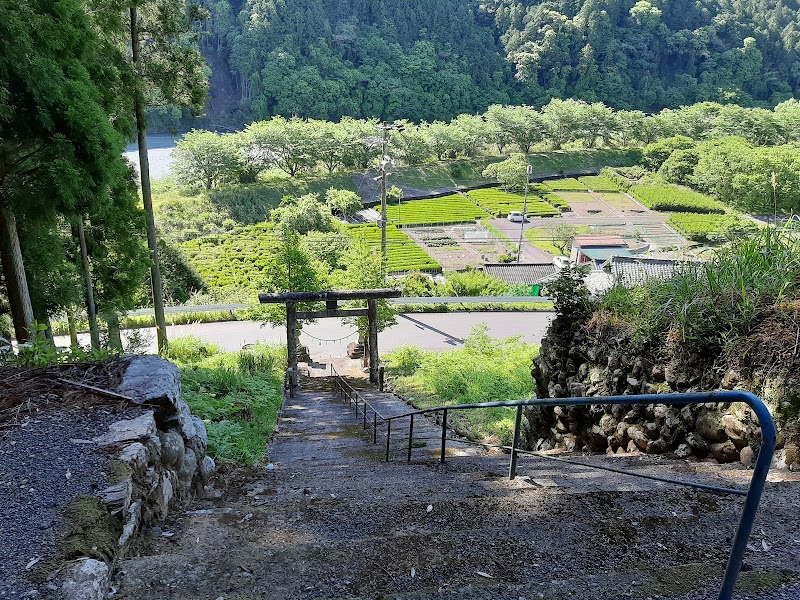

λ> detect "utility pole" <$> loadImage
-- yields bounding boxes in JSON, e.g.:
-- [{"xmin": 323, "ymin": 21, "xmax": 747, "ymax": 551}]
[
  {"xmin": 376, "ymin": 122, "xmax": 404, "ymax": 272},
  {"xmin": 517, "ymin": 164, "xmax": 533, "ymax": 263}
]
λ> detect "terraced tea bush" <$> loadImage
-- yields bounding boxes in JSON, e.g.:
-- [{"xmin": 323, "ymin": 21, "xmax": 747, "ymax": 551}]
[
  {"xmin": 346, "ymin": 224, "xmax": 441, "ymax": 273},
  {"xmin": 667, "ymin": 213, "xmax": 757, "ymax": 242},
  {"xmin": 544, "ymin": 178, "xmax": 587, "ymax": 191},
  {"xmin": 466, "ymin": 188, "xmax": 559, "ymax": 217},
  {"xmin": 386, "ymin": 194, "xmax": 490, "ymax": 226},
  {"xmin": 629, "ymin": 184, "xmax": 726, "ymax": 214},
  {"xmin": 578, "ymin": 175, "xmax": 620, "ymax": 191}
]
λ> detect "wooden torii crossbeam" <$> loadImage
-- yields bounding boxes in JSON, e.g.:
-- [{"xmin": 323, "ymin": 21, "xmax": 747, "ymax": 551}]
[{"xmin": 258, "ymin": 289, "xmax": 402, "ymax": 384}]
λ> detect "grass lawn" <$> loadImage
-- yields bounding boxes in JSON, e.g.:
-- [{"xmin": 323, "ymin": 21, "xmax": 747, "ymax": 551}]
[
  {"xmin": 552, "ymin": 191, "xmax": 595, "ymax": 204},
  {"xmin": 525, "ymin": 225, "xmax": 590, "ymax": 255},
  {"xmin": 384, "ymin": 325, "xmax": 538, "ymax": 445},
  {"xmin": 598, "ymin": 192, "xmax": 640, "ymax": 210},
  {"xmin": 392, "ymin": 158, "xmax": 500, "ymax": 189}
]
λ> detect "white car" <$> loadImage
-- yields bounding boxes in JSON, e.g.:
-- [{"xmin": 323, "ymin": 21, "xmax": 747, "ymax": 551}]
[{"xmin": 507, "ymin": 211, "xmax": 526, "ymax": 223}]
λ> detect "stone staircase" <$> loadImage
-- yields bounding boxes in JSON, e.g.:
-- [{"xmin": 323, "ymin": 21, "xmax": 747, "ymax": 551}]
[{"xmin": 113, "ymin": 373, "xmax": 800, "ymax": 600}]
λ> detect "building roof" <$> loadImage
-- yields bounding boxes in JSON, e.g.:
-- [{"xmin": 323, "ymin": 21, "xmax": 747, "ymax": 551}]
[
  {"xmin": 573, "ymin": 235, "xmax": 627, "ymax": 248},
  {"xmin": 611, "ymin": 255, "xmax": 699, "ymax": 287},
  {"xmin": 581, "ymin": 247, "xmax": 637, "ymax": 262},
  {"xmin": 483, "ymin": 263, "xmax": 557, "ymax": 285}
]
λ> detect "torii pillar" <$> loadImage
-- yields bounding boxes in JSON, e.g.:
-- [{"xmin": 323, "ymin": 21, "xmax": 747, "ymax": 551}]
[{"xmin": 258, "ymin": 288, "xmax": 402, "ymax": 384}]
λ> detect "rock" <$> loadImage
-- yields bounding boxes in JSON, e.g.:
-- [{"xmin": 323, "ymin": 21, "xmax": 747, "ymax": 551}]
[
  {"xmin": 158, "ymin": 430, "xmax": 185, "ymax": 468},
  {"xmin": 686, "ymin": 433, "xmax": 710, "ymax": 456},
  {"xmin": 721, "ymin": 370, "xmax": 741, "ymax": 390},
  {"xmin": 644, "ymin": 422, "xmax": 659, "ymax": 440},
  {"xmin": 568, "ymin": 382, "xmax": 586, "ymax": 397},
  {"xmin": 626, "ymin": 377, "xmax": 639, "ymax": 388},
  {"xmin": 680, "ymin": 405, "xmax": 697, "ymax": 425},
  {"xmin": 626, "ymin": 440, "xmax": 639, "ymax": 453},
  {"xmin": 61, "ymin": 559, "xmax": 109, "ymax": 600},
  {"xmin": 711, "ymin": 440, "xmax": 740, "ymax": 463},
  {"xmin": 674, "ymin": 443, "xmax": 692, "ymax": 459},
  {"xmin": 577, "ymin": 363, "xmax": 589, "ymax": 380},
  {"xmin": 117, "ymin": 356, "xmax": 181, "ymax": 408},
  {"xmin": 118, "ymin": 443, "xmax": 148, "ymax": 471},
  {"xmin": 627, "ymin": 424, "xmax": 648, "ymax": 451},
  {"xmin": 785, "ymin": 443, "xmax": 799, "ymax": 469},
  {"xmin": 200, "ymin": 455, "xmax": 216, "ymax": 484},
  {"xmin": 93, "ymin": 412, "xmax": 156, "ymax": 447},
  {"xmin": 177, "ymin": 448, "xmax": 198, "ymax": 498},
  {"xmin": 562, "ymin": 434, "xmax": 577, "ymax": 452},
  {"xmin": 720, "ymin": 415, "xmax": 748, "ymax": 450},
  {"xmin": 650, "ymin": 364, "xmax": 665, "ymax": 382},
  {"xmin": 622, "ymin": 409, "xmax": 640, "ymax": 424},
  {"xmin": 696, "ymin": 412, "xmax": 727, "ymax": 442},
  {"xmin": 118, "ymin": 501, "xmax": 142, "ymax": 549},
  {"xmin": 646, "ymin": 439, "xmax": 668, "ymax": 454},
  {"xmin": 598, "ymin": 414, "xmax": 617, "ymax": 437},
  {"xmin": 589, "ymin": 367, "xmax": 604, "ymax": 384},
  {"xmin": 740, "ymin": 446, "xmax": 755, "ymax": 467},
  {"xmin": 98, "ymin": 482, "xmax": 131, "ymax": 516}
]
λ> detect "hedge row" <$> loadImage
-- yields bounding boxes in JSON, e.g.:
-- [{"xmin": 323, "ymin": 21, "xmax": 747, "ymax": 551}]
[{"xmin": 629, "ymin": 184, "xmax": 726, "ymax": 214}]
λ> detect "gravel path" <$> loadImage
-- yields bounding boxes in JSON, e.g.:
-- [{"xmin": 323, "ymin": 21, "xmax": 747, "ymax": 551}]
[{"xmin": 0, "ymin": 406, "xmax": 144, "ymax": 599}]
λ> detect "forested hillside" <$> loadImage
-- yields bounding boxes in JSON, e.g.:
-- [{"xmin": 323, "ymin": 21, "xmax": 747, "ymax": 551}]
[{"xmin": 195, "ymin": 0, "xmax": 800, "ymax": 125}]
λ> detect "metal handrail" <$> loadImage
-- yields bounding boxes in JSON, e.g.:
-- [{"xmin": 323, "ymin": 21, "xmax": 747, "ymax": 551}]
[
  {"xmin": 379, "ymin": 390, "xmax": 775, "ymax": 600},
  {"xmin": 330, "ymin": 365, "xmax": 390, "ymax": 446}
]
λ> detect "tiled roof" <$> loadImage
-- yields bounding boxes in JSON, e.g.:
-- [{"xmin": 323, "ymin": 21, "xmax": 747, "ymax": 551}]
[
  {"xmin": 611, "ymin": 256, "xmax": 698, "ymax": 287},
  {"xmin": 483, "ymin": 263, "xmax": 557, "ymax": 285}
]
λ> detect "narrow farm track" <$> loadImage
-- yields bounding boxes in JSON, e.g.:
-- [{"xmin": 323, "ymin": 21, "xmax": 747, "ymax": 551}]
[{"xmin": 115, "ymin": 372, "xmax": 800, "ymax": 600}]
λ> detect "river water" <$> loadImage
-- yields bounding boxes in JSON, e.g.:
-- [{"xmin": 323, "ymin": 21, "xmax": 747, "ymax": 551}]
[{"xmin": 123, "ymin": 133, "xmax": 179, "ymax": 180}]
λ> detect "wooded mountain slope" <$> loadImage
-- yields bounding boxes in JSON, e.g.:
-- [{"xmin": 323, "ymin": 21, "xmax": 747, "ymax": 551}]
[{"xmin": 196, "ymin": 0, "xmax": 800, "ymax": 124}]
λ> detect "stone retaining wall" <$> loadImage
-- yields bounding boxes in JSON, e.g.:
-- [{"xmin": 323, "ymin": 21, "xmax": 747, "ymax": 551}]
[
  {"xmin": 62, "ymin": 356, "xmax": 214, "ymax": 599},
  {"xmin": 527, "ymin": 316, "xmax": 800, "ymax": 470}
]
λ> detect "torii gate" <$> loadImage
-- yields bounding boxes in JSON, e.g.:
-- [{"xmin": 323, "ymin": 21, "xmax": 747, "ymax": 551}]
[{"xmin": 258, "ymin": 289, "xmax": 402, "ymax": 386}]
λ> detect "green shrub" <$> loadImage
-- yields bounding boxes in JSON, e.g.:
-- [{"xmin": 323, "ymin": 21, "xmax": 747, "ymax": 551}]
[
  {"xmin": 385, "ymin": 325, "xmax": 538, "ymax": 445},
  {"xmin": 544, "ymin": 178, "xmax": 587, "ymax": 191},
  {"xmin": 175, "ymin": 340, "xmax": 285, "ymax": 464},
  {"xmin": 443, "ymin": 268, "xmax": 509, "ymax": 296},
  {"xmin": 667, "ymin": 213, "xmax": 758, "ymax": 242},
  {"xmin": 629, "ymin": 184, "xmax": 726, "ymax": 214}
]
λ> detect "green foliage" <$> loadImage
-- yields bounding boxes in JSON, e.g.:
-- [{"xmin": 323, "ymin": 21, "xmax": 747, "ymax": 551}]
[
  {"xmin": 527, "ymin": 224, "xmax": 589, "ymax": 256},
  {"xmin": 173, "ymin": 130, "xmax": 241, "ymax": 190},
  {"xmin": 466, "ymin": 188, "xmax": 559, "ymax": 217},
  {"xmin": 155, "ymin": 239, "xmax": 206, "ymax": 304},
  {"xmin": 666, "ymin": 213, "xmax": 758, "ymax": 243},
  {"xmin": 384, "ymin": 325, "xmax": 538, "ymax": 444},
  {"xmin": 628, "ymin": 184, "xmax": 726, "ymax": 214},
  {"xmin": 545, "ymin": 178, "xmax": 587, "ymax": 191},
  {"xmin": 325, "ymin": 188, "xmax": 362, "ymax": 218},
  {"xmin": 270, "ymin": 194, "xmax": 334, "ymax": 235},
  {"xmin": 442, "ymin": 268, "xmax": 509, "ymax": 297},
  {"xmin": 386, "ymin": 195, "xmax": 489, "ymax": 226},
  {"xmin": 482, "ymin": 154, "xmax": 529, "ymax": 190},
  {"xmin": 642, "ymin": 136, "xmax": 696, "ymax": 171},
  {"xmin": 398, "ymin": 272, "xmax": 440, "ymax": 297},
  {"xmin": 172, "ymin": 338, "xmax": 285, "ymax": 464},
  {"xmin": 545, "ymin": 266, "xmax": 593, "ymax": 321}
]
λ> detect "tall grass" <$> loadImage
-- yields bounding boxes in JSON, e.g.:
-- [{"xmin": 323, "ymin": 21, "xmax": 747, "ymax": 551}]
[
  {"xmin": 166, "ymin": 336, "xmax": 285, "ymax": 464},
  {"xmin": 384, "ymin": 325, "xmax": 538, "ymax": 444},
  {"xmin": 596, "ymin": 228, "xmax": 800, "ymax": 351}
]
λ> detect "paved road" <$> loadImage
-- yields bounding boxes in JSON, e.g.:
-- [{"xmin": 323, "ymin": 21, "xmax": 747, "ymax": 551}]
[{"xmin": 55, "ymin": 311, "xmax": 555, "ymax": 356}]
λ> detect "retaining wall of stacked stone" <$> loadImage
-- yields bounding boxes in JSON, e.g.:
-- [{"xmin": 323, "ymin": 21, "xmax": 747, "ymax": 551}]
[
  {"xmin": 526, "ymin": 315, "xmax": 800, "ymax": 470},
  {"xmin": 61, "ymin": 356, "xmax": 215, "ymax": 600}
]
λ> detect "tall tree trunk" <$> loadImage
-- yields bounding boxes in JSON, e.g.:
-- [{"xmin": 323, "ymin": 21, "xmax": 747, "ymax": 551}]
[
  {"xmin": 104, "ymin": 311, "xmax": 123, "ymax": 352},
  {"xmin": 0, "ymin": 208, "xmax": 34, "ymax": 342},
  {"xmin": 67, "ymin": 313, "xmax": 79, "ymax": 350},
  {"xmin": 130, "ymin": 6, "xmax": 168, "ymax": 354},
  {"xmin": 76, "ymin": 217, "xmax": 100, "ymax": 350}
]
